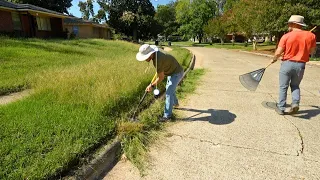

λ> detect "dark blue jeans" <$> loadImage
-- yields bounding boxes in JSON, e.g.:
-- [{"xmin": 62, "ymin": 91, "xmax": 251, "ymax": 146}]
[{"xmin": 278, "ymin": 61, "xmax": 306, "ymax": 111}]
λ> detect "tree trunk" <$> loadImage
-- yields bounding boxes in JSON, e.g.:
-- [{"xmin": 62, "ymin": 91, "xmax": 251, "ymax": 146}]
[
  {"xmin": 253, "ymin": 41, "xmax": 257, "ymax": 50},
  {"xmin": 199, "ymin": 34, "xmax": 202, "ymax": 44},
  {"xmin": 220, "ymin": 37, "xmax": 224, "ymax": 45},
  {"xmin": 269, "ymin": 33, "xmax": 273, "ymax": 44},
  {"xmin": 275, "ymin": 32, "xmax": 284, "ymax": 48},
  {"xmin": 232, "ymin": 34, "xmax": 235, "ymax": 46},
  {"xmin": 133, "ymin": 27, "xmax": 138, "ymax": 43}
]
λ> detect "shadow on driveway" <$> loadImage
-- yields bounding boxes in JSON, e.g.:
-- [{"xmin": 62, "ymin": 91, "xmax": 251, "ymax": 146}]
[
  {"xmin": 176, "ymin": 108, "xmax": 236, "ymax": 125},
  {"xmin": 262, "ymin": 101, "xmax": 319, "ymax": 120},
  {"xmin": 293, "ymin": 106, "xmax": 320, "ymax": 120}
]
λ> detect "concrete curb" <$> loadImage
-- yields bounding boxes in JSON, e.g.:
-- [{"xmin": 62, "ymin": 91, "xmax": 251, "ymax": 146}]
[
  {"xmin": 65, "ymin": 51, "xmax": 196, "ymax": 180},
  {"xmin": 71, "ymin": 138, "xmax": 121, "ymax": 180},
  {"xmin": 239, "ymin": 50, "xmax": 273, "ymax": 58}
]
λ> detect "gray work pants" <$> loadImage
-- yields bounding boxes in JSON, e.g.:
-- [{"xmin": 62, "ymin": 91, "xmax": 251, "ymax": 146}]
[{"xmin": 278, "ymin": 61, "xmax": 306, "ymax": 111}]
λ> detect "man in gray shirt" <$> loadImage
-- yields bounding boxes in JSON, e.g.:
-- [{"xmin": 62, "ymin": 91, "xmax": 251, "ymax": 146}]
[{"xmin": 136, "ymin": 44, "xmax": 184, "ymax": 122}]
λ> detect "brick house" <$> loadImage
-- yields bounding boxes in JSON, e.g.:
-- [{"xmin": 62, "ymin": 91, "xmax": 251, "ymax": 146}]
[
  {"xmin": 0, "ymin": 0, "xmax": 67, "ymax": 38},
  {"xmin": 64, "ymin": 18, "xmax": 112, "ymax": 39}
]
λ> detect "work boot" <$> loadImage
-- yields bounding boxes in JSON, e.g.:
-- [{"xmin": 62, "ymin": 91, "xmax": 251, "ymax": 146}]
[
  {"xmin": 275, "ymin": 108, "xmax": 285, "ymax": 115},
  {"xmin": 288, "ymin": 105, "xmax": 299, "ymax": 115},
  {"xmin": 159, "ymin": 117, "xmax": 171, "ymax": 122}
]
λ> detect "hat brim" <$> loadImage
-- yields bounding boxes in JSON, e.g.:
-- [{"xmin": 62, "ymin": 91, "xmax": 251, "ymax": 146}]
[
  {"xmin": 288, "ymin": 21, "xmax": 307, "ymax": 27},
  {"xmin": 136, "ymin": 51, "xmax": 155, "ymax": 61},
  {"xmin": 136, "ymin": 45, "xmax": 159, "ymax": 61}
]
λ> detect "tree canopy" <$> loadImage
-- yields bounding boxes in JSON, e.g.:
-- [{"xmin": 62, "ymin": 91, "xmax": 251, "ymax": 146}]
[
  {"xmin": 176, "ymin": 0, "xmax": 217, "ymax": 43},
  {"xmin": 203, "ymin": 0, "xmax": 320, "ymax": 47},
  {"xmin": 108, "ymin": 0, "xmax": 157, "ymax": 41},
  {"xmin": 155, "ymin": 2, "xmax": 179, "ymax": 40}
]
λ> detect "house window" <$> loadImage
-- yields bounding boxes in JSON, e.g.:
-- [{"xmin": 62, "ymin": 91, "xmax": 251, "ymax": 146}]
[
  {"xmin": 36, "ymin": 17, "xmax": 51, "ymax": 31},
  {"xmin": 72, "ymin": 26, "xmax": 79, "ymax": 35},
  {"xmin": 11, "ymin": 12, "xmax": 21, "ymax": 30}
]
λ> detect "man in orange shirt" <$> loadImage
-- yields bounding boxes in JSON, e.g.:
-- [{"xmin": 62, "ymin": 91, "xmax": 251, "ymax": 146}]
[{"xmin": 271, "ymin": 15, "xmax": 316, "ymax": 115}]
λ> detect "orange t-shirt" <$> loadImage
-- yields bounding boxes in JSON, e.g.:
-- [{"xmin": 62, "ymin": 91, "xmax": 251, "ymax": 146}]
[{"xmin": 278, "ymin": 30, "xmax": 316, "ymax": 62}]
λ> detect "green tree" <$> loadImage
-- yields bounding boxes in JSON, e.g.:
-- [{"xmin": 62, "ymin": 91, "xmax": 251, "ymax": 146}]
[
  {"xmin": 79, "ymin": 0, "xmax": 108, "ymax": 23},
  {"xmin": 7, "ymin": 0, "xmax": 72, "ymax": 14},
  {"xmin": 155, "ymin": 2, "xmax": 179, "ymax": 41},
  {"xmin": 260, "ymin": 0, "xmax": 320, "ymax": 42},
  {"xmin": 225, "ymin": 0, "xmax": 320, "ymax": 44},
  {"xmin": 176, "ymin": 0, "xmax": 217, "ymax": 43},
  {"xmin": 108, "ymin": 0, "xmax": 157, "ymax": 41},
  {"xmin": 95, "ymin": 0, "xmax": 108, "ymax": 22},
  {"xmin": 204, "ymin": 16, "xmax": 227, "ymax": 44},
  {"xmin": 78, "ymin": 0, "xmax": 94, "ymax": 20}
]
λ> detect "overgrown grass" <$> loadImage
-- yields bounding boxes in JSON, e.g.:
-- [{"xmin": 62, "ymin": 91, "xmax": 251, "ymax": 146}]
[
  {"xmin": 120, "ymin": 69, "xmax": 205, "ymax": 174},
  {"xmin": 0, "ymin": 38, "xmax": 191, "ymax": 179}
]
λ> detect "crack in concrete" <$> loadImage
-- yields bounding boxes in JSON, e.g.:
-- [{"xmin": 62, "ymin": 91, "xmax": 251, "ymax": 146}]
[
  {"xmin": 168, "ymin": 133, "xmax": 299, "ymax": 157},
  {"xmin": 283, "ymin": 116, "xmax": 305, "ymax": 156},
  {"xmin": 303, "ymin": 158, "xmax": 320, "ymax": 163},
  {"xmin": 268, "ymin": 93, "xmax": 305, "ymax": 156}
]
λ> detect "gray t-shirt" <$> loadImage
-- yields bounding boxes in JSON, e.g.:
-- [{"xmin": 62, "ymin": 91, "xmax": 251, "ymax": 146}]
[{"xmin": 152, "ymin": 51, "xmax": 183, "ymax": 76}]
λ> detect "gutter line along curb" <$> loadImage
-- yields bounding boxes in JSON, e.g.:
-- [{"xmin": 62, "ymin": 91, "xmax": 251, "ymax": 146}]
[
  {"xmin": 68, "ymin": 52, "xmax": 196, "ymax": 180},
  {"xmin": 239, "ymin": 50, "xmax": 273, "ymax": 58},
  {"xmin": 72, "ymin": 137, "xmax": 122, "ymax": 180}
]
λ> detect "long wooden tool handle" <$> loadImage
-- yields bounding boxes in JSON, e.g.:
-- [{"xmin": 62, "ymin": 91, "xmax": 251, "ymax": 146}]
[
  {"xmin": 310, "ymin": 26, "xmax": 317, "ymax": 32},
  {"xmin": 150, "ymin": 73, "xmax": 157, "ymax": 84},
  {"xmin": 265, "ymin": 63, "xmax": 273, "ymax": 69}
]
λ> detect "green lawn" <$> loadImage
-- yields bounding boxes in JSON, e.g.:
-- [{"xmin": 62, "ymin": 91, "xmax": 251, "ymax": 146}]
[
  {"xmin": 145, "ymin": 41, "xmax": 276, "ymax": 52},
  {"xmin": 0, "ymin": 38, "xmax": 191, "ymax": 179},
  {"xmin": 311, "ymin": 57, "xmax": 320, "ymax": 61}
]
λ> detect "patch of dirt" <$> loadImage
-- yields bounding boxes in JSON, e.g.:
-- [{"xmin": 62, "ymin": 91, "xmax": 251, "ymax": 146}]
[
  {"xmin": 0, "ymin": 89, "xmax": 33, "ymax": 105},
  {"xmin": 163, "ymin": 47, "xmax": 172, "ymax": 52}
]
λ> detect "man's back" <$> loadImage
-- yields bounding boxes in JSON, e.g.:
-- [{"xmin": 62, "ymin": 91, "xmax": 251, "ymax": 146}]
[
  {"xmin": 279, "ymin": 30, "xmax": 316, "ymax": 62},
  {"xmin": 153, "ymin": 51, "xmax": 183, "ymax": 76}
]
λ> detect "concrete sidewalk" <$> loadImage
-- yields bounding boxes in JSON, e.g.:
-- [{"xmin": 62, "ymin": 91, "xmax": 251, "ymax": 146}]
[{"xmin": 105, "ymin": 48, "xmax": 320, "ymax": 180}]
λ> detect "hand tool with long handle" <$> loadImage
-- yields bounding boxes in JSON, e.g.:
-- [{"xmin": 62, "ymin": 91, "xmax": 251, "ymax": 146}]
[{"xmin": 130, "ymin": 73, "xmax": 157, "ymax": 121}]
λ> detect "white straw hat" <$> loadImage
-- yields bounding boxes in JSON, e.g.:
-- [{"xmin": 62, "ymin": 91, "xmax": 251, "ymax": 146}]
[
  {"xmin": 288, "ymin": 15, "xmax": 306, "ymax": 27},
  {"xmin": 136, "ymin": 44, "xmax": 159, "ymax": 61}
]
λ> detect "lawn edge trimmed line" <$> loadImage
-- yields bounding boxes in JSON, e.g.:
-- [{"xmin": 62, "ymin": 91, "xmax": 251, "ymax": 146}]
[{"xmin": 66, "ymin": 51, "xmax": 196, "ymax": 180}]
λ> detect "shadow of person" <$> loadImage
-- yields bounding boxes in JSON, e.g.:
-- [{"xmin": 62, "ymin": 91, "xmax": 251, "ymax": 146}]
[
  {"xmin": 176, "ymin": 108, "xmax": 236, "ymax": 125},
  {"xmin": 293, "ymin": 106, "xmax": 320, "ymax": 120}
]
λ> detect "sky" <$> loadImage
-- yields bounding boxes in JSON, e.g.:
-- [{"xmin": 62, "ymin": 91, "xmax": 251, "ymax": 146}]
[{"xmin": 69, "ymin": 0, "xmax": 172, "ymax": 18}]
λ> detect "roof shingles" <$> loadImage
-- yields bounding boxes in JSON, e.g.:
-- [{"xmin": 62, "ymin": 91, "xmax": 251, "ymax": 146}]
[{"xmin": 0, "ymin": 0, "xmax": 65, "ymax": 16}]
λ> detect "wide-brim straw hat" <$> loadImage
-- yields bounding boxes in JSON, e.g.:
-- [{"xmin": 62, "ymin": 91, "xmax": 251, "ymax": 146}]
[
  {"xmin": 288, "ymin": 15, "xmax": 306, "ymax": 27},
  {"xmin": 136, "ymin": 44, "xmax": 159, "ymax": 61}
]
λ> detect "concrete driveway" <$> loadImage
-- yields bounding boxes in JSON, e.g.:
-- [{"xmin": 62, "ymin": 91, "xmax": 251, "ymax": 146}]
[{"xmin": 105, "ymin": 47, "xmax": 320, "ymax": 180}]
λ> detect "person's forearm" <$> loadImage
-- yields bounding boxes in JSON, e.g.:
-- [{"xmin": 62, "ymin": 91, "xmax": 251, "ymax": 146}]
[
  {"xmin": 310, "ymin": 47, "xmax": 316, "ymax": 55},
  {"xmin": 273, "ymin": 47, "xmax": 284, "ymax": 61},
  {"xmin": 151, "ymin": 76, "xmax": 164, "ymax": 86},
  {"xmin": 273, "ymin": 51, "xmax": 282, "ymax": 60}
]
